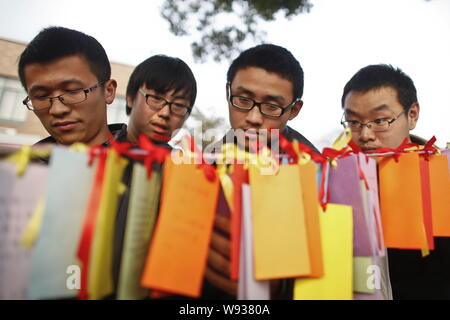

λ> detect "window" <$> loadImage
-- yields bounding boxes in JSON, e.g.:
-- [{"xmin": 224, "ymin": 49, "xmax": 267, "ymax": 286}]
[{"xmin": 0, "ymin": 77, "xmax": 27, "ymax": 123}]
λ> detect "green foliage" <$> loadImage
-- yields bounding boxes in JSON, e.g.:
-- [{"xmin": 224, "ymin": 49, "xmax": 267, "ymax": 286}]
[{"xmin": 160, "ymin": 0, "xmax": 313, "ymax": 62}]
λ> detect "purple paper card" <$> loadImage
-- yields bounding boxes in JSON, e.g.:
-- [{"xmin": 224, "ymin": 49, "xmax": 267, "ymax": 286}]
[
  {"xmin": 329, "ymin": 155, "xmax": 373, "ymax": 256},
  {"xmin": 358, "ymin": 154, "xmax": 385, "ymax": 256}
]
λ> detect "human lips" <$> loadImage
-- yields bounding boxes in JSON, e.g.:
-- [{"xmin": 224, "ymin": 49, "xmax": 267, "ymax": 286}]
[
  {"xmin": 52, "ymin": 120, "xmax": 79, "ymax": 131},
  {"xmin": 150, "ymin": 121, "xmax": 169, "ymax": 135},
  {"xmin": 361, "ymin": 146, "xmax": 379, "ymax": 154}
]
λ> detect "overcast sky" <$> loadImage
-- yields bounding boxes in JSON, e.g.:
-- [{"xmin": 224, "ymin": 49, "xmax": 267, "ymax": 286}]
[{"xmin": 0, "ymin": 0, "xmax": 449, "ymax": 150}]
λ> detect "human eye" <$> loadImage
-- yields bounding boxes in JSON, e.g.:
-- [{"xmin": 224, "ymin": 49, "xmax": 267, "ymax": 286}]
[
  {"xmin": 65, "ymin": 88, "xmax": 83, "ymax": 93},
  {"xmin": 373, "ymin": 118, "xmax": 389, "ymax": 125},
  {"xmin": 345, "ymin": 120, "xmax": 361, "ymax": 128},
  {"xmin": 173, "ymin": 102, "xmax": 188, "ymax": 109},
  {"xmin": 233, "ymin": 96, "xmax": 253, "ymax": 107},
  {"xmin": 31, "ymin": 90, "xmax": 49, "ymax": 99}
]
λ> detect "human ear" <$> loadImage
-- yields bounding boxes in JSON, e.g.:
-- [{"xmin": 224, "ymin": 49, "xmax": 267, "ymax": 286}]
[
  {"xmin": 104, "ymin": 79, "xmax": 117, "ymax": 105},
  {"xmin": 407, "ymin": 103, "xmax": 420, "ymax": 130},
  {"xmin": 288, "ymin": 100, "xmax": 303, "ymax": 120}
]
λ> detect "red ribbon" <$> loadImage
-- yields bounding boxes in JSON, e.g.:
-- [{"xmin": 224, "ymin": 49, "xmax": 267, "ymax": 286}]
[
  {"xmin": 77, "ymin": 151, "xmax": 107, "ymax": 300},
  {"xmin": 372, "ymin": 138, "xmax": 418, "ymax": 162},
  {"xmin": 138, "ymin": 134, "xmax": 170, "ymax": 178},
  {"xmin": 182, "ymin": 134, "xmax": 217, "ymax": 182},
  {"xmin": 422, "ymin": 136, "xmax": 438, "ymax": 161}
]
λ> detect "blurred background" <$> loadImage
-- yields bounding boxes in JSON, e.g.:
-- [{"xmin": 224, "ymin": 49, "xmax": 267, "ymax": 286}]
[{"xmin": 0, "ymin": 0, "xmax": 448, "ymax": 151}]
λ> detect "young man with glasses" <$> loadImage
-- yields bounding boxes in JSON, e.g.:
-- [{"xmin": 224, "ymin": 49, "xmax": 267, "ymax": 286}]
[
  {"xmin": 18, "ymin": 26, "xmax": 126, "ymax": 147},
  {"xmin": 125, "ymin": 55, "xmax": 196, "ymax": 145},
  {"xmin": 204, "ymin": 44, "xmax": 318, "ymax": 300},
  {"xmin": 341, "ymin": 64, "xmax": 420, "ymax": 151},
  {"xmin": 341, "ymin": 64, "xmax": 450, "ymax": 300}
]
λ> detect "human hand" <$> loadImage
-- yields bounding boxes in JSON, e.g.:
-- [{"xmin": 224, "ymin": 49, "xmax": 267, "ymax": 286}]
[{"xmin": 205, "ymin": 214, "xmax": 237, "ymax": 297}]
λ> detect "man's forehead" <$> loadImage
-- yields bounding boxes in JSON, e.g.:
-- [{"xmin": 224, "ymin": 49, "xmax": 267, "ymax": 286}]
[
  {"xmin": 24, "ymin": 55, "xmax": 95, "ymax": 88},
  {"xmin": 345, "ymin": 103, "xmax": 393, "ymax": 115}
]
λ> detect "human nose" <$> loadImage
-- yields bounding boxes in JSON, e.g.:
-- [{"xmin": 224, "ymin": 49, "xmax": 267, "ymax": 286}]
[
  {"xmin": 48, "ymin": 96, "xmax": 71, "ymax": 116},
  {"xmin": 157, "ymin": 103, "xmax": 171, "ymax": 118},
  {"xmin": 358, "ymin": 124, "xmax": 376, "ymax": 142},
  {"xmin": 245, "ymin": 104, "xmax": 264, "ymax": 127}
]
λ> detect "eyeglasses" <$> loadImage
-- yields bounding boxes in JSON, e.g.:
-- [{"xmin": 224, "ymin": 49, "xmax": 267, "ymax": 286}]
[
  {"xmin": 227, "ymin": 85, "xmax": 298, "ymax": 118},
  {"xmin": 23, "ymin": 81, "xmax": 105, "ymax": 111},
  {"xmin": 138, "ymin": 88, "xmax": 191, "ymax": 116},
  {"xmin": 341, "ymin": 110, "xmax": 406, "ymax": 132}
]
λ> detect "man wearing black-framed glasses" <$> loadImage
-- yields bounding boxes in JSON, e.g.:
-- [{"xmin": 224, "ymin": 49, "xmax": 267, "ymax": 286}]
[
  {"xmin": 125, "ymin": 55, "xmax": 196, "ymax": 144},
  {"xmin": 204, "ymin": 44, "xmax": 318, "ymax": 301},
  {"xmin": 18, "ymin": 26, "xmax": 126, "ymax": 147},
  {"xmin": 211, "ymin": 44, "xmax": 318, "ymax": 155}
]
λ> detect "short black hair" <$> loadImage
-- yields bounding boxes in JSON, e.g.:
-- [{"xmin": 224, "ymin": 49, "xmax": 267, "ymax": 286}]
[
  {"xmin": 126, "ymin": 55, "xmax": 197, "ymax": 115},
  {"xmin": 18, "ymin": 26, "xmax": 111, "ymax": 90},
  {"xmin": 341, "ymin": 64, "xmax": 418, "ymax": 111},
  {"xmin": 226, "ymin": 44, "xmax": 304, "ymax": 100}
]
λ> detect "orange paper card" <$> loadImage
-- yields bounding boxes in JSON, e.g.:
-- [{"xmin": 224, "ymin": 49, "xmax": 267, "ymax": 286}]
[
  {"xmin": 378, "ymin": 152, "xmax": 427, "ymax": 249},
  {"xmin": 249, "ymin": 164, "xmax": 311, "ymax": 280},
  {"xmin": 419, "ymin": 158, "xmax": 434, "ymax": 250},
  {"xmin": 429, "ymin": 155, "xmax": 450, "ymax": 236},
  {"xmin": 141, "ymin": 162, "xmax": 219, "ymax": 297},
  {"xmin": 299, "ymin": 162, "xmax": 324, "ymax": 277}
]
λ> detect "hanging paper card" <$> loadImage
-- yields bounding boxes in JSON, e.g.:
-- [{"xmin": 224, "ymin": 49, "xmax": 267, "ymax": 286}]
[
  {"xmin": 378, "ymin": 153, "xmax": 428, "ymax": 249},
  {"xmin": 77, "ymin": 152, "xmax": 107, "ymax": 300},
  {"xmin": 428, "ymin": 155, "xmax": 450, "ymax": 236},
  {"xmin": 357, "ymin": 154, "xmax": 384, "ymax": 256},
  {"xmin": 231, "ymin": 164, "xmax": 248, "ymax": 281},
  {"xmin": 28, "ymin": 147, "xmax": 93, "ymax": 299},
  {"xmin": 353, "ymin": 256, "xmax": 375, "ymax": 294},
  {"xmin": 419, "ymin": 158, "xmax": 434, "ymax": 249},
  {"xmin": 117, "ymin": 163, "xmax": 162, "ymax": 300},
  {"xmin": 0, "ymin": 161, "xmax": 48, "ymax": 299},
  {"xmin": 249, "ymin": 164, "xmax": 310, "ymax": 280},
  {"xmin": 329, "ymin": 155, "xmax": 373, "ymax": 256},
  {"xmin": 353, "ymin": 255, "xmax": 392, "ymax": 300},
  {"xmin": 88, "ymin": 149, "xmax": 128, "ymax": 300},
  {"xmin": 237, "ymin": 184, "xmax": 270, "ymax": 300},
  {"xmin": 294, "ymin": 204, "xmax": 353, "ymax": 300},
  {"xmin": 141, "ymin": 162, "xmax": 219, "ymax": 297},
  {"xmin": 298, "ymin": 162, "xmax": 323, "ymax": 277},
  {"xmin": 442, "ymin": 149, "xmax": 450, "ymax": 172}
]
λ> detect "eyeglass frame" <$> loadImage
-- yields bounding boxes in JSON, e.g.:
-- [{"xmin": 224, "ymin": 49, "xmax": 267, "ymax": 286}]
[
  {"xmin": 138, "ymin": 88, "xmax": 192, "ymax": 116},
  {"xmin": 226, "ymin": 83, "xmax": 300, "ymax": 119},
  {"xmin": 23, "ymin": 81, "xmax": 106, "ymax": 111},
  {"xmin": 340, "ymin": 109, "xmax": 407, "ymax": 132}
]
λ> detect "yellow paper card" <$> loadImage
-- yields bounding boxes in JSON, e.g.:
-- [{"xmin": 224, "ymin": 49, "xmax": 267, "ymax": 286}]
[
  {"xmin": 353, "ymin": 256, "xmax": 375, "ymax": 294},
  {"xmin": 249, "ymin": 164, "xmax": 310, "ymax": 280},
  {"xmin": 88, "ymin": 149, "xmax": 128, "ymax": 300},
  {"xmin": 294, "ymin": 204, "xmax": 353, "ymax": 300}
]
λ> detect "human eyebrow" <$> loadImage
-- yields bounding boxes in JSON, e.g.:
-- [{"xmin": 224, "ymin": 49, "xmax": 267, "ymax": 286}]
[
  {"xmin": 262, "ymin": 94, "xmax": 285, "ymax": 105},
  {"xmin": 371, "ymin": 104, "xmax": 392, "ymax": 113},
  {"xmin": 343, "ymin": 108, "xmax": 359, "ymax": 117},
  {"xmin": 233, "ymin": 86, "xmax": 255, "ymax": 97},
  {"xmin": 29, "ymin": 79, "xmax": 85, "ymax": 95}
]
